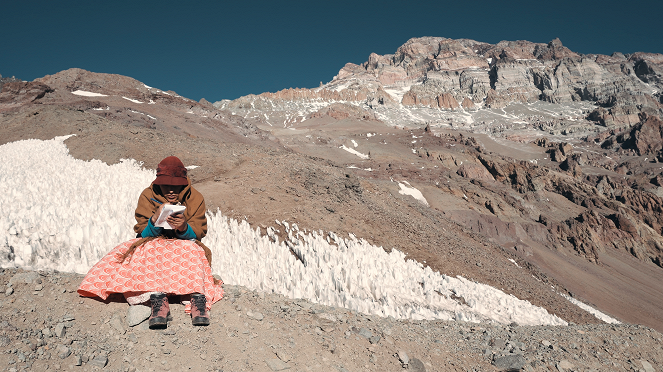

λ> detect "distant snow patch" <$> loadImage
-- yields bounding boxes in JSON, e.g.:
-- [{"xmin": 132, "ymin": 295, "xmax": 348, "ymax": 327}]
[
  {"xmin": 122, "ymin": 97, "xmax": 143, "ymax": 104},
  {"xmin": 340, "ymin": 145, "xmax": 369, "ymax": 159},
  {"xmin": 398, "ymin": 181, "xmax": 429, "ymax": 206},
  {"xmin": 351, "ymin": 140, "xmax": 358, "ymax": 148},
  {"xmin": 71, "ymin": 90, "xmax": 107, "ymax": 97},
  {"xmin": 384, "ymin": 82, "xmax": 417, "ymax": 103},
  {"xmin": 185, "ymin": 165, "xmax": 199, "ymax": 170},
  {"xmin": 347, "ymin": 166, "xmax": 373, "ymax": 171},
  {"xmin": 561, "ymin": 294, "xmax": 621, "ymax": 324}
]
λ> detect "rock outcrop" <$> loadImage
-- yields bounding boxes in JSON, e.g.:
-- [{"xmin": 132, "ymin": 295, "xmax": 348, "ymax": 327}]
[
  {"xmin": 0, "ymin": 81, "xmax": 53, "ymax": 104},
  {"xmin": 599, "ymin": 114, "xmax": 663, "ymax": 159}
]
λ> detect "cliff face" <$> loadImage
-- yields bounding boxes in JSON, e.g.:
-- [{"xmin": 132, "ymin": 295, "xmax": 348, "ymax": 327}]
[{"xmin": 217, "ymin": 37, "xmax": 662, "ymax": 134}]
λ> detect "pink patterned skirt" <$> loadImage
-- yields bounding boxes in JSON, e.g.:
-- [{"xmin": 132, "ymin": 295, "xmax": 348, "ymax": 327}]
[{"xmin": 78, "ymin": 238, "xmax": 223, "ymax": 313}]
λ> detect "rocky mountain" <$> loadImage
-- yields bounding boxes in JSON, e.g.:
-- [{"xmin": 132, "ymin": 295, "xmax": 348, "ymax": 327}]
[
  {"xmin": 216, "ymin": 37, "xmax": 662, "ymax": 138},
  {"xmin": 1, "ymin": 36, "xmax": 663, "ymax": 370}
]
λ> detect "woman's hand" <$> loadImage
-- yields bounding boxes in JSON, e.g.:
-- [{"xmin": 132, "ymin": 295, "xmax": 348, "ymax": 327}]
[
  {"xmin": 151, "ymin": 203, "xmax": 166, "ymax": 224},
  {"xmin": 167, "ymin": 213, "xmax": 187, "ymax": 232}
]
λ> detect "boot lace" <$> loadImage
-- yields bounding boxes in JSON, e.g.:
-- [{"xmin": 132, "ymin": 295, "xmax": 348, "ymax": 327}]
[{"xmin": 192, "ymin": 295, "xmax": 206, "ymax": 314}]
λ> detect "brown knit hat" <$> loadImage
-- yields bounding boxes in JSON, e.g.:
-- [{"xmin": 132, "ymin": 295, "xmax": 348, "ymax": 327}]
[{"xmin": 154, "ymin": 156, "xmax": 188, "ymax": 186}]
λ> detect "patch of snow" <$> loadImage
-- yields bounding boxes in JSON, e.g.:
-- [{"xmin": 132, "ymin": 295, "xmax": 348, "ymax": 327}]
[
  {"xmin": 561, "ymin": 294, "xmax": 621, "ymax": 324},
  {"xmin": 185, "ymin": 165, "xmax": 199, "ymax": 170},
  {"xmin": 339, "ymin": 145, "xmax": 369, "ymax": 159},
  {"xmin": 351, "ymin": 140, "xmax": 358, "ymax": 148},
  {"xmin": 397, "ymin": 181, "xmax": 429, "ymax": 206},
  {"xmin": 383, "ymin": 80, "xmax": 420, "ymax": 103},
  {"xmin": 122, "ymin": 97, "xmax": 143, "ymax": 104},
  {"xmin": 508, "ymin": 259, "xmax": 520, "ymax": 268},
  {"xmin": 71, "ymin": 90, "xmax": 107, "ymax": 97}
]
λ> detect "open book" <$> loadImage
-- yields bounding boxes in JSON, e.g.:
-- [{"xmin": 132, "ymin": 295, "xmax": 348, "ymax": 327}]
[{"xmin": 154, "ymin": 204, "xmax": 187, "ymax": 229}]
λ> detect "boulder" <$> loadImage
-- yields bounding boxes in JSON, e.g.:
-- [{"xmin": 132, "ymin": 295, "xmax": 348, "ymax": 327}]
[{"xmin": 456, "ymin": 163, "xmax": 495, "ymax": 181}]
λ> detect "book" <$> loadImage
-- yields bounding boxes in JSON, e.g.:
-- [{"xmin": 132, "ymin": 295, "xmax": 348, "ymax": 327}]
[{"xmin": 154, "ymin": 204, "xmax": 186, "ymax": 229}]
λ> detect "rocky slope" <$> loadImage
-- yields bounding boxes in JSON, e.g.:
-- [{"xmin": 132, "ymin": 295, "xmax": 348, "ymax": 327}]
[
  {"xmin": 1, "ymin": 267, "xmax": 662, "ymax": 372},
  {"xmin": 209, "ymin": 37, "xmax": 663, "ymax": 331}
]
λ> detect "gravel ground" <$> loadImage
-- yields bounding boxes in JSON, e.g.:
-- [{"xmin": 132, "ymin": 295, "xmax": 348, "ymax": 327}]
[{"xmin": 1, "ymin": 268, "xmax": 661, "ymax": 372}]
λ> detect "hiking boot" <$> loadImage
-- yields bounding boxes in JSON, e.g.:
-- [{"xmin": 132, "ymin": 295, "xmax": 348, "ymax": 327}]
[
  {"xmin": 148, "ymin": 292, "xmax": 171, "ymax": 329},
  {"xmin": 191, "ymin": 293, "xmax": 210, "ymax": 326}
]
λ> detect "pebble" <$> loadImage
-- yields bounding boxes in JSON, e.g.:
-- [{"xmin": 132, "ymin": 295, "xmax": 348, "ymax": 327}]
[
  {"xmin": 368, "ymin": 335, "xmax": 381, "ymax": 344},
  {"xmin": 5, "ymin": 286, "xmax": 13, "ymax": 296},
  {"xmin": 110, "ymin": 312, "xmax": 126, "ymax": 334},
  {"xmin": 265, "ymin": 358, "xmax": 291, "ymax": 371},
  {"xmin": 127, "ymin": 304, "xmax": 152, "ymax": 326},
  {"xmin": 409, "ymin": 358, "xmax": 426, "ymax": 372},
  {"xmin": 56, "ymin": 344, "xmax": 71, "ymax": 359},
  {"xmin": 640, "ymin": 360, "xmax": 655, "ymax": 372},
  {"xmin": 358, "ymin": 328, "xmax": 372, "ymax": 339},
  {"xmin": 275, "ymin": 350, "xmax": 292, "ymax": 362},
  {"xmin": 317, "ymin": 313, "xmax": 337, "ymax": 322},
  {"xmin": 9, "ymin": 271, "xmax": 40, "ymax": 286},
  {"xmin": 54, "ymin": 323, "xmax": 66, "ymax": 338},
  {"xmin": 397, "ymin": 350, "xmax": 409, "ymax": 366},
  {"xmin": 556, "ymin": 359, "xmax": 574, "ymax": 371},
  {"xmin": 247, "ymin": 311, "xmax": 264, "ymax": 321},
  {"xmin": 492, "ymin": 354, "xmax": 526, "ymax": 371},
  {"xmin": 89, "ymin": 354, "xmax": 108, "ymax": 368}
]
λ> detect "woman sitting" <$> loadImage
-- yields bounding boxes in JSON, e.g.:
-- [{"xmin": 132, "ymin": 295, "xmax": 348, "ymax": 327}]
[{"xmin": 78, "ymin": 156, "xmax": 224, "ymax": 329}]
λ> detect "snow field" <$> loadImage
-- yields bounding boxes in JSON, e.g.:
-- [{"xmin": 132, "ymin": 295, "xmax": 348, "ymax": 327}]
[
  {"xmin": 339, "ymin": 145, "xmax": 369, "ymax": 159},
  {"xmin": 561, "ymin": 294, "xmax": 621, "ymax": 324},
  {"xmin": 0, "ymin": 136, "xmax": 154, "ymax": 273},
  {"xmin": 0, "ymin": 136, "xmax": 567, "ymax": 326},
  {"xmin": 71, "ymin": 90, "xmax": 108, "ymax": 97},
  {"xmin": 397, "ymin": 181, "xmax": 429, "ymax": 206}
]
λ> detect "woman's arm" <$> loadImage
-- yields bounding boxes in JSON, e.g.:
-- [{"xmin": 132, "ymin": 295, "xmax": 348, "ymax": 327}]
[
  {"xmin": 134, "ymin": 188, "xmax": 163, "ymax": 235},
  {"xmin": 141, "ymin": 217, "xmax": 164, "ymax": 238}
]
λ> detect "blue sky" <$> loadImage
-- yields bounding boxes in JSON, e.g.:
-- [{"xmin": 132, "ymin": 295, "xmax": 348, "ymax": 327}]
[{"xmin": 1, "ymin": 1, "xmax": 661, "ymax": 102}]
